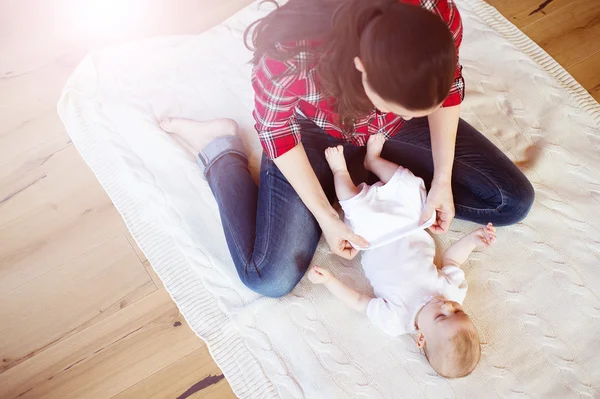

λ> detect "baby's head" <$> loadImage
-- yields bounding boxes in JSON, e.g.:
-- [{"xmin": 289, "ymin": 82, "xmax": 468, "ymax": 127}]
[{"xmin": 416, "ymin": 296, "xmax": 480, "ymax": 378}]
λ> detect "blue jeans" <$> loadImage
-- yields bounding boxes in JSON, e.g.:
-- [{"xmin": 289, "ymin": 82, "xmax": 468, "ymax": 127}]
[{"xmin": 202, "ymin": 118, "xmax": 534, "ymax": 297}]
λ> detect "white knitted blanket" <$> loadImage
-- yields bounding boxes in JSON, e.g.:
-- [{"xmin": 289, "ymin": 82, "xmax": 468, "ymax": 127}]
[{"xmin": 58, "ymin": 0, "xmax": 600, "ymax": 397}]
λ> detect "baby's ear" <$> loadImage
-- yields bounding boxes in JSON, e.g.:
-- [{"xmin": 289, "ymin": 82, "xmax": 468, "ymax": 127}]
[{"xmin": 416, "ymin": 332, "xmax": 426, "ymax": 348}]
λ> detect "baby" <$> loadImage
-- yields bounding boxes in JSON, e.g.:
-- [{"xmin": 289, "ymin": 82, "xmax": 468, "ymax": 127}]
[{"xmin": 308, "ymin": 134, "xmax": 496, "ymax": 378}]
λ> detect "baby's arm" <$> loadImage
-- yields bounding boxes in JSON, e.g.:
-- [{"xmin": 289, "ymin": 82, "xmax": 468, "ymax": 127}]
[
  {"xmin": 308, "ymin": 266, "xmax": 372, "ymax": 313},
  {"xmin": 442, "ymin": 223, "xmax": 496, "ymax": 267}
]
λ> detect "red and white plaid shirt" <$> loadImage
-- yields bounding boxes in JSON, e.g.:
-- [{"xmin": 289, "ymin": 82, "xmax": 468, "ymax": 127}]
[{"xmin": 252, "ymin": 0, "xmax": 464, "ymax": 159}]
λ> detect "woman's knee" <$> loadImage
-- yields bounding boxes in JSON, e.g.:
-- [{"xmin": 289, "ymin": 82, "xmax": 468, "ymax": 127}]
[
  {"xmin": 241, "ymin": 263, "xmax": 307, "ymax": 298},
  {"xmin": 239, "ymin": 249, "xmax": 313, "ymax": 297},
  {"xmin": 497, "ymin": 177, "xmax": 535, "ymax": 225}
]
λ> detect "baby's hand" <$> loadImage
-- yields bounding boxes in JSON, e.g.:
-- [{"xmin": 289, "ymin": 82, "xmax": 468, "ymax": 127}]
[
  {"xmin": 308, "ymin": 265, "xmax": 332, "ymax": 285},
  {"xmin": 471, "ymin": 222, "xmax": 497, "ymax": 247}
]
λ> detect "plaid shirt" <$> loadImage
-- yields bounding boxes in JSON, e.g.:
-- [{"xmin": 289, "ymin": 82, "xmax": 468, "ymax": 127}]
[{"xmin": 252, "ymin": 0, "xmax": 464, "ymax": 159}]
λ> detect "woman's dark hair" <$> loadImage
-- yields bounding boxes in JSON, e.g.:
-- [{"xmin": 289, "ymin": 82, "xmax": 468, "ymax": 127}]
[{"xmin": 244, "ymin": 0, "xmax": 457, "ymax": 123}]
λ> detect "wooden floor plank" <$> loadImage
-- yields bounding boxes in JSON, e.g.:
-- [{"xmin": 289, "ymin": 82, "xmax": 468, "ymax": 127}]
[
  {"xmin": 112, "ymin": 347, "xmax": 235, "ymax": 399},
  {"xmin": 568, "ymin": 50, "xmax": 600, "ymax": 102},
  {"xmin": 0, "ymin": 235, "xmax": 156, "ymax": 373},
  {"xmin": 0, "ymin": 288, "xmax": 203, "ymax": 399},
  {"xmin": 0, "ymin": 111, "xmax": 71, "ymax": 166},
  {"xmin": 126, "ymin": 231, "xmax": 148, "ymax": 264},
  {"xmin": 0, "ymin": 133, "xmax": 72, "ymax": 224},
  {"xmin": 521, "ymin": 0, "xmax": 600, "ymax": 68},
  {"xmin": 0, "ymin": 145, "xmax": 128, "ymax": 294},
  {"xmin": 143, "ymin": 260, "xmax": 166, "ymax": 289},
  {"xmin": 484, "ymin": 0, "xmax": 578, "ymax": 29}
]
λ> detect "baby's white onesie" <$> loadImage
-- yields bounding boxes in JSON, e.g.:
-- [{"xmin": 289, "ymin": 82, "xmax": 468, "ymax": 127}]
[{"xmin": 339, "ymin": 167, "xmax": 468, "ymax": 336}]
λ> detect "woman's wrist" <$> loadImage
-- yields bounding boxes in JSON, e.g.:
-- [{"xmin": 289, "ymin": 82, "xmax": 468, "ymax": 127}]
[
  {"xmin": 314, "ymin": 205, "xmax": 339, "ymax": 226},
  {"xmin": 432, "ymin": 174, "xmax": 452, "ymax": 187}
]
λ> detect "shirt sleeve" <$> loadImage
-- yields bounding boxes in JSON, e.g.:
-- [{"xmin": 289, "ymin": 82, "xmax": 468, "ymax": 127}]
[
  {"xmin": 366, "ymin": 298, "xmax": 410, "ymax": 336},
  {"xmin": 422, "ymin": 0, "xmax": 465, "ymax": 107},
  {"xmin": 252, "ymin": 56, "xmax": 302, "ymax": 159},
  {"xmin": 441, "ymin": 265, "xmax": 467, "ymax": 286},
  {"xmin": 439, "ymin": 265, "xmax": 468, "ymax": 303}
]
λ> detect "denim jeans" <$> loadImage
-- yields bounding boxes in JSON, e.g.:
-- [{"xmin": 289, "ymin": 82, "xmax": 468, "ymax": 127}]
[{"xmin": 202, "ymin": 117, "xmax": 534, "ymax": 297}]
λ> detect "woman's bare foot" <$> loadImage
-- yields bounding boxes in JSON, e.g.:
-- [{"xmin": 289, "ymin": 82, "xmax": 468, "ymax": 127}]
[
  {"xmin": 325, "ymin": 145, "xmax": 348, "ymax": 175},
  {"xmin": 160, "ymin": 117, "xmax": 238, "ymax": 154},
  {"xmin": 364, "ymin": 133, "xmax": 386, "ymax": 171}
]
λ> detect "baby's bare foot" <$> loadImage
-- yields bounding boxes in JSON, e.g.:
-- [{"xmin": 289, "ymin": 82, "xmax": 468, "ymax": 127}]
[
  {"xmin": 160, "ymin": 117, "xmax": 237, "ymax": 154},
  {"xmin": 325, "ymin": 145, "xmax": 348, "ymax": 174},
  {"xmin": 364, "ymin": 133, "xmax": 386, "ymax": 171}
]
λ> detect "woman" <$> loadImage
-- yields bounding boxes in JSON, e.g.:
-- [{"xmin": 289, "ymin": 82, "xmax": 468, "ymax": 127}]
[{"xmin": 162, "ymin": 0, "xmax": 534, "ymax": 297}]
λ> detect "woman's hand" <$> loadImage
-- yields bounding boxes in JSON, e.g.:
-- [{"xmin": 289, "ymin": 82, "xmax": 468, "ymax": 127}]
[
  {"xmin": 420, "ymin": 180, "xmax": 455, "ymax": 234},
  {"xmin": 319, "ymin": 214, "xmax": 369, "ymax": 260}
]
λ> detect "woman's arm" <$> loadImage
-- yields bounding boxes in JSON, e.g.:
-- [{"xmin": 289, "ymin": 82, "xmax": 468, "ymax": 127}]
[
  {"xmin": 419, "ymin": 104, "xmax": 460, "ymax": 233},
  {"xmin": 273, "ymin": 143, "xmax": 369, "ymax": 259},
  {"xmin": 428, "ymin": 104, "xmax": 459, "ymax": 183},
  {"xmin": 252, "ymin": 56, "xmax": 368, "ymax": 258},
  {"xmin": 419, "ymin": 0, "xmax": 465, "ymax": 233}
]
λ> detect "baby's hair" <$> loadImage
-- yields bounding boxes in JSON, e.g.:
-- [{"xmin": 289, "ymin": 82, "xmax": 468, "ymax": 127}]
[{"xmin": 424, "ymin": 326, "xmax": 481, "ymax": 378}]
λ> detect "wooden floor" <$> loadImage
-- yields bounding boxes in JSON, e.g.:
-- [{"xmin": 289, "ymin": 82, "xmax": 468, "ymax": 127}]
[{"xmin": 0, "ymin": 0, "xmax": 598, "ymax": 398}]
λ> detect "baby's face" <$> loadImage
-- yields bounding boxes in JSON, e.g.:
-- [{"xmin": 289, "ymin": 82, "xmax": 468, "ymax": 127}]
[{"xmin": 417, "ymin": 297, "xmax": 475, "ymax": 340}]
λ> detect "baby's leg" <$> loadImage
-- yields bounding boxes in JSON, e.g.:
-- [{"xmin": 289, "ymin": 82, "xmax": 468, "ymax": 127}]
[
  {"xmin": 325, "ymin": 145, "xmax": 361, "ymax": 201},
  {"xmin": 364, "ymin": 134, "xmax": 401, "ymax": 184}
]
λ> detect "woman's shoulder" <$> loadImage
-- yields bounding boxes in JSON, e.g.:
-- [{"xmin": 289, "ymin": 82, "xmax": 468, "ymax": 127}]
[
  {"xmin": 254, "ymin": 40, "xmax": 321, "ymax": 82},
  {"xmin": 399, "ymin": 0, "xmax": 454, "ymax": 7},
  {"xmin": 399, "ymin": 0, "xmax": 459, "ymax": 21}
]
